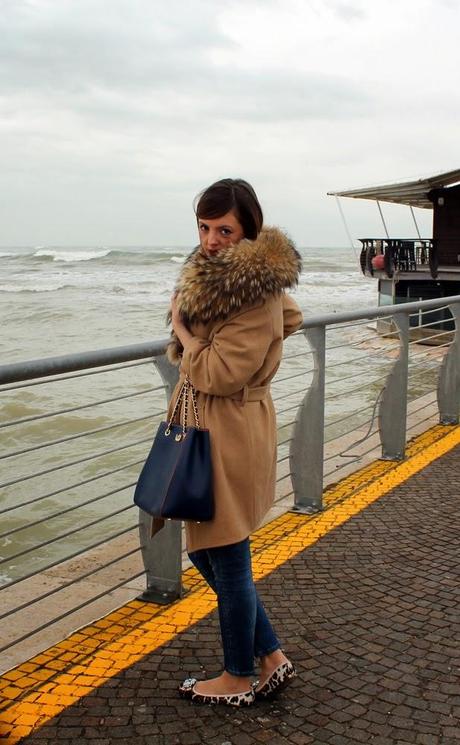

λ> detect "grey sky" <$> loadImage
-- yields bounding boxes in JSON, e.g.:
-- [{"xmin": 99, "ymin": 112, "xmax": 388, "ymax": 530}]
[{"xmin": 1, "ymin": 0, "xmax": 459, "ymax": 246}]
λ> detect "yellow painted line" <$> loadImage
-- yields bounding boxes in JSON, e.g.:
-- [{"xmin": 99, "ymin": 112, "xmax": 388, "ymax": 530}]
[{"xmin": 1, "ymin": 424, "xmax": 459, "ymax": 743}]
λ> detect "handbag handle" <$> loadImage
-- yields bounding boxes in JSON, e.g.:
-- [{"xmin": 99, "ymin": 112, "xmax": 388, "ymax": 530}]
[
  {"xmin": 165, "ymin": 376, "xmax": 201, "ymax": 438},
  {"xmin": 184, "ymin": 377, "xmax": 200, "ymax": 429},
  {"xmin": 165, "ymin": 378, "xmax": 186, "ymax": 436}
]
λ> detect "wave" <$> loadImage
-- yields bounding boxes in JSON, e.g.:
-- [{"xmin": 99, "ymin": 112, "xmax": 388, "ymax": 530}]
[
  {"xmin": 301, "ymin": 261, "xmax": 355, "ymax": 273},
  {"xmin": 5, "ymin": 246, "xmax": 347, "ymax": 267},
  {"xmin": 20, "ymin": 247, "xmax": 190, "ymax": 264},
  {"xmin": 0, "ymin": 281, "xmax": 171, "ymax": 295},
  {"xmin": 1, "ymin": 247, "xmax": 165, "ymax": 264},
  {"xmin": 0, "ymin": 283, "xmax": 75, "ymax": 293},
  {"xmin": 101, "ymin": 249, "xmax": 189, "ymax": 263},
  {"xmin": 300, "ymin": 270, "xmax": 364, "ymax": 283},
  {"xmin": 34, "ymin": 248, "xmax": 112, "ymax": 262}
]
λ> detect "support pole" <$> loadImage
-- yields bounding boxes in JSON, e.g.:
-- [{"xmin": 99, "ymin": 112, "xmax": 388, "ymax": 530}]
[
  {"xmin": 410, "ymin": 206, "xmax": 422, "ymax": 239},
  {"xmin": 137, "ymin": 354, "xmax": 182, "ymax": 604},
  {"xmin": 335, "ymin": 196, "xmax": 358, "ymax": 260},
  {"xmin": 376, "ymin": 200, "xmax": 390, "ymax": 239},
  {"xmin": 378, "ymin": 312, "xmax": 409, "ymax": 460},
  {"xmin": 290, "ymin": 326, "xmax": 325, "ymax": 513},
  {"xmin": 437, "ymin": 302, "xmax": 460, "ymax": 424}
]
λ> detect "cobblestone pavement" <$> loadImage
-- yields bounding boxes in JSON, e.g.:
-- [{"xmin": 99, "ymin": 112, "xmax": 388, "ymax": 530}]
[{"xmin": 10, "ymin": 445, "xmax": 460, "ymax": 744}]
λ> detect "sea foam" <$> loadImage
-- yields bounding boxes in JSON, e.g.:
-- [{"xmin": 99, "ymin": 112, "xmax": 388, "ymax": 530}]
[{"xmin": 34, "ymin": 248, "xmax": 111, "ymax": 262}]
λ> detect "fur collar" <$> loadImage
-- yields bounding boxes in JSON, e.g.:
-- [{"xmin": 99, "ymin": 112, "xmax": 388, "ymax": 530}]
[{"xmin": 167, "ymin": 226, "xmax": 302, "ymax": 364}]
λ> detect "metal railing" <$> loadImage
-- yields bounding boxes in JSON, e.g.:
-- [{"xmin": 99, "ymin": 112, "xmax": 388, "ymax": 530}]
[
  {"xmin": 1, "ymin": 295, "xmax": 459, "ymax": 665},
  {"xmin": 359, "ymin": 238, "xmax": 437, "ymax": 278}
]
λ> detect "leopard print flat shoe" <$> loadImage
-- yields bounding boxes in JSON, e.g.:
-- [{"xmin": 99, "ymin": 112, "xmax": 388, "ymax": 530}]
[
  {"xmin": 179, "ymin": 678, "xmax": 255, "ymax": 707},
  {"xmin": 191, "ymin": 687, "xmax": 255, "ymax": 707},
  {"xmin": 254, "ymin": 660, "xmax": 296, "ymax": 700}
]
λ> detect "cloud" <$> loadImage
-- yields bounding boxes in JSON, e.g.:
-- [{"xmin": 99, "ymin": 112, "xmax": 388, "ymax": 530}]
[
  {"xmin": 0, "ymin": 0, "xmax": 371, "ymax": 130},
  {"xmin": 325, "ymin": 0, "xmax": 366, "ymax": 22},
  {"xmin": 0, "ymin": 0, "xmax": 459, "ymax": 245},
  {"xmin": 0, "ymin": 0, "xmax": 229, "ymax": 92}
]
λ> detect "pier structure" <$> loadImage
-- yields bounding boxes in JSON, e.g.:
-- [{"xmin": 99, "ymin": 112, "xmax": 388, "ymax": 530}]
[
  {"xmin": 1, "ymin": 294, "xmax": 459, "ymax": 743},
  {"xmin": 329, "ymin": 168, "xmax": 460, "ymax": 343}
]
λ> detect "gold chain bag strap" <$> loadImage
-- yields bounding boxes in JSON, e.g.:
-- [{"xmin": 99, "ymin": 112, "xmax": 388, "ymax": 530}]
[
  {"xmin": 133, "ymin": 375, "xmax": 213, "ymax": 522},
  {"xmin": 165, "ymin": 375, "xmax": 200, "ymax": 441}
]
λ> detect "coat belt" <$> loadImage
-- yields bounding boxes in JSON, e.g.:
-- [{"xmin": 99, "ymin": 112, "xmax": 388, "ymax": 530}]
[{"xmin": 229, "ymin": 384, "xmax": 270, "ymax": 405}]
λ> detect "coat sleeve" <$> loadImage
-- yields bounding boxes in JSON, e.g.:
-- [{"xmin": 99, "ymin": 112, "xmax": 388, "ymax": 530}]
[
  {"xmin": 282, "ymin": 294, "xmax": 303, "ymax": 339},
  {"xmin": 180, "ymin": 304, "xmax": 275, "ymax": 396}
]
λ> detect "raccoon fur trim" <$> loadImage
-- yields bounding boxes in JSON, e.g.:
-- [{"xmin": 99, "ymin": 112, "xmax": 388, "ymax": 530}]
[{"xmin": 167, "ymin": 226, "xmax": 302, "ymax": 365}]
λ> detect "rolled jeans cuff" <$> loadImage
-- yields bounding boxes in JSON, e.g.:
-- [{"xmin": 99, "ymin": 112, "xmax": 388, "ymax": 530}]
[{"xmin": 254, "ymin": 641, "xmax": 280, "ymax": 659}]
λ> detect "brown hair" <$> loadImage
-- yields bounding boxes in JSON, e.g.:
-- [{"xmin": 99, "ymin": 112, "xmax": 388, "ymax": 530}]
[{"xmin": 194, "ymin": 178, "xmax": 263, "ymax": 240}]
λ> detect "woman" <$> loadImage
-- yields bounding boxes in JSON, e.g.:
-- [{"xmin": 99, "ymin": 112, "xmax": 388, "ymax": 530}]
[{"xmin": 167, "ymin": 178, "xmax": 303, "ymax": 707}]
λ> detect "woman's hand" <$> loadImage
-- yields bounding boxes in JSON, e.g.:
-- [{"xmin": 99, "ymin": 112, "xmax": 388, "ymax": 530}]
[
  {"xmin": 170, "ymin": 293, "xmax": 193, "ymax": 349},
  {"xmin": 170, "ymin": 293, "xmax": 182, "ymax": 333}
]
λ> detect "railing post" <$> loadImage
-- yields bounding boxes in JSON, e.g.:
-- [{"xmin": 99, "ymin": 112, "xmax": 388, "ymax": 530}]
[
  {"xmin": 378, "ymin": 312, "xmax": 409, "ymax": 460},
  {"xmin": 137, "ymin": 354, "xmax": 182, "ymax": 604},
  {"xmin": 289, "ymin": 325, "xmax": 325, "ymax": 514},
  {"xmin": 437, "ymin": 301, "xmax": 460, "ymax": 424}
]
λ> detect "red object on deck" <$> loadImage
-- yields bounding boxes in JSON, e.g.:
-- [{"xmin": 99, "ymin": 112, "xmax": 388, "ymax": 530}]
[{"xmin": 371, "ymin": 254, "xmax": 385, "ymax": 270}]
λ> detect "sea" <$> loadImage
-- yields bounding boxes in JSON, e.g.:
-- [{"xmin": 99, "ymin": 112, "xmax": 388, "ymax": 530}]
[
  {"xmin": 0, "ymin": 244, "xmax": 436, "ymax": 583},
  {"xmin": 0, "ymin": 243, "xmax": 374, "ymax": 361}
]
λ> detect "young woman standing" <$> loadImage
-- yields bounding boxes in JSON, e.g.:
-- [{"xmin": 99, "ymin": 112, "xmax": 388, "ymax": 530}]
[{"xmin": 168, "ymin": 178, "xmax": 303, "ymax": 707}]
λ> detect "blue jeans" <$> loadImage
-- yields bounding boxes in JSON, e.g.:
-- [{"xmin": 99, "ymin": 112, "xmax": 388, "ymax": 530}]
[{"xmin": 188, "ymin": 538, "xmax": 280, "ymax": 676}]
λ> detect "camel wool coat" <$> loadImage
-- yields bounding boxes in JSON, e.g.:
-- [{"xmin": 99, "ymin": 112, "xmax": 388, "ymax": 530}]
[{"xmin": 166, "ymin": 227, "xmax": 303, "ymax": 552}]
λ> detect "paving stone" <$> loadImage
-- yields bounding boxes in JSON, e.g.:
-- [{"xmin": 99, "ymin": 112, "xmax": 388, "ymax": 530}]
[{"xmin": 8, "ymin": 444, "xmax": 460, "ymax": 745}]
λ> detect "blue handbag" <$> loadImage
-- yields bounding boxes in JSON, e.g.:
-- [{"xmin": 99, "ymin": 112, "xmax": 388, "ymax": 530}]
[{"xmin": 133, "ymin": 376, "xmax": 214, "ymax": 522}]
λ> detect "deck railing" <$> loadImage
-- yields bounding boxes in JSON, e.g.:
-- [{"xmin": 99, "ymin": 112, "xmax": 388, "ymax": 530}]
[
  {"xmin": 1, "ymin": 295, "xmax": 459, "ymax": 670},
  {"xmin": 359, "ymin": 238, "xmax": 437, "ymax": 278}
]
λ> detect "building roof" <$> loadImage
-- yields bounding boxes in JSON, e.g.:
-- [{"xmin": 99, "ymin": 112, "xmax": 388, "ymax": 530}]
[{"xmin": 328, "ymin": 168, "xmax": 460, "ymax": 209}]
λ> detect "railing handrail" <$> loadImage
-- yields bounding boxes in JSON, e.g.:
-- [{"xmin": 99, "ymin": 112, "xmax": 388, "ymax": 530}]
[
  {"xmin": 300, "ymin": 294, "xmax": 460, "ymax": 330},
  {"xmin": 0, "ymin": 339, "xmax": 168, "ymax": 385},
  {"xmin": 2, "ymin": 295, "xmax": 460, "ymax": 386}
]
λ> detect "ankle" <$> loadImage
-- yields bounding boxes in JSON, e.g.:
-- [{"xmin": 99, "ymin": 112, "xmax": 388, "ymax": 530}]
[
  {"xmin": 193, "ymin": 671, "xmax": 252, "ymax": 696},
  {"xmin": 260, "ymin": 649, "xmax": 288, "ymax": 673},
  {"xmin": 222, "ymin": 670, "xmax": 252, "ymax": 690}
]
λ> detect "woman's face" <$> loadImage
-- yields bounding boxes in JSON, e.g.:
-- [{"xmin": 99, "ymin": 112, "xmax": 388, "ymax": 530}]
[{"xmin": 197, "ymin": 210, "xmax": 245, "ymax": 257}]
